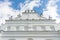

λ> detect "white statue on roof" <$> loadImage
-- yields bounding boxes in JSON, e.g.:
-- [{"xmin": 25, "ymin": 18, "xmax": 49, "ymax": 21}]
[{"xmin": 13, "ymin": 10, "xmax": 47, "ymax": 20}]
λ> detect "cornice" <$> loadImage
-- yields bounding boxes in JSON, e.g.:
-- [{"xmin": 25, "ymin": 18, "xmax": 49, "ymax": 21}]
[{"xmin": 0, "ymin": 30, "xmax": 60, "ymax": 34}]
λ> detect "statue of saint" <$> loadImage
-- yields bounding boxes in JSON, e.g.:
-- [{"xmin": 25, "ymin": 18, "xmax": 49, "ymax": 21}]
[{"xmin": 9, "ymin": 16, "xmax": 13, "ymax": 20}]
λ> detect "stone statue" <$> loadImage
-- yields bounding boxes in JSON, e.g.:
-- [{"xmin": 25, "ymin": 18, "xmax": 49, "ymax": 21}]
[
  {"xmin": 17, "ymin": 14, "xmax": 21, "ymax": 18},
  {"xmin": 9, "ymin": 16, "xmax": 13, "ymax": 20},
  {"xmin": 49, "ymin": 16, "xmax": 52, "ymax": 20}
]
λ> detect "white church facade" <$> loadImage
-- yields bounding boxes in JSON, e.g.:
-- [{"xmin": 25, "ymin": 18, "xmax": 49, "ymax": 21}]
[{"xmin": 0, "ymin": 10, "xmax": 60, "ymax": 40}]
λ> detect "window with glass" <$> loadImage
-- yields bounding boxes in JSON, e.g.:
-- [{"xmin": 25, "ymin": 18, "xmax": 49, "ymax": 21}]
[
  {"xmin": 20, "ymin": 26, "xmax": 24, "ymax": 31},
  {"xmin": 24, "ymin": 26, "xmax": 29, "ymax": 31},
  {"xmin": 50, "ymin": 26, "xmax": 55, "ymax": 31},
  {"xmin": 41, "ymin": 26, "xmax": 46, "ymax": 31},
  {"xmin": 7, "ymin": 26, "xmax": 10, "ymax": 31},
  {"xmin": 36, "ymin": 26, "xmax": 42, "ymax": 31},
  {"xmin": 16, "ymin": 26, "xmax": 20, "ymax": 31}
]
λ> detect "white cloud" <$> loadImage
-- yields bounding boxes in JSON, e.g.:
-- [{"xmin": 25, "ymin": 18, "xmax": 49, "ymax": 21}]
[
  {"xmin": 0, "ymin": 0, "xmax": 19, "ymax": 25},
  {"xmin": 43, "ymin": 0, "xmax": 59, "ymax": 23},
  {"xmin": 19, "ymin": 0, "xmax": 41, "ymax": 15}
]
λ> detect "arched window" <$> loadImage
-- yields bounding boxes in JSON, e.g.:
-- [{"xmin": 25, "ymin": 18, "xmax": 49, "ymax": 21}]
[
  {"xmin": 28, "ymin": 38, "xmax": 33, "ymax": 40},
  {"xmin": 46, "ymin": 39, "xmax": 52, "ymax": 40}
]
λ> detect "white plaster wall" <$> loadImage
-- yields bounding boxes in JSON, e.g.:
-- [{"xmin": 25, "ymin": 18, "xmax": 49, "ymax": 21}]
[{"xmin": 0, "ymin": 37, "xmax": 60, "ymax": 40}]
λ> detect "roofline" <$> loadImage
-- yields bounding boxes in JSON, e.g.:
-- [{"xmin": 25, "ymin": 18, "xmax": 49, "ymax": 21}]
[
  {"xmin": 0, "ymin": 30, "xmax": 60, "ymax": 34},
  {"xmin": 5, "ymin": 19, "xmax": 56, "ymax": 21}
]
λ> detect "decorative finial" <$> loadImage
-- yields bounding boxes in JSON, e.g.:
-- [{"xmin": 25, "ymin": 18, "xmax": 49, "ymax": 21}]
[{"xmin": 49, "ymin": 16, "xmax": 52, "ymax": 20}]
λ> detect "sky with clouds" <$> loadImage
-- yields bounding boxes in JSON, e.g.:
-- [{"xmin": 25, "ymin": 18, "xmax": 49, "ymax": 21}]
[{"xmin": 0, "ymin": 0, "xmax": 60, "ymax": 25}]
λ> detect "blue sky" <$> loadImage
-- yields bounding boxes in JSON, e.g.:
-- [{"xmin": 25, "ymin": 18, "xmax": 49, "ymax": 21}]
[
  {"xmin": 0, "ymin": 0, "xmax": 60, "ymax": 25},
  {"xmin": 56, "ymin": 1, "xmax": 60, "ymax": 15},
  {"xmin": 7, "ymin": 0, "xmax": 49, "ymax": 14},
  {"xmin": 0, "ymin": 0, "xmax": 50, "ymax": 14},
  {"xmin": 0, "ymin": 0, "xmax": 60, "ymax": 14}
]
